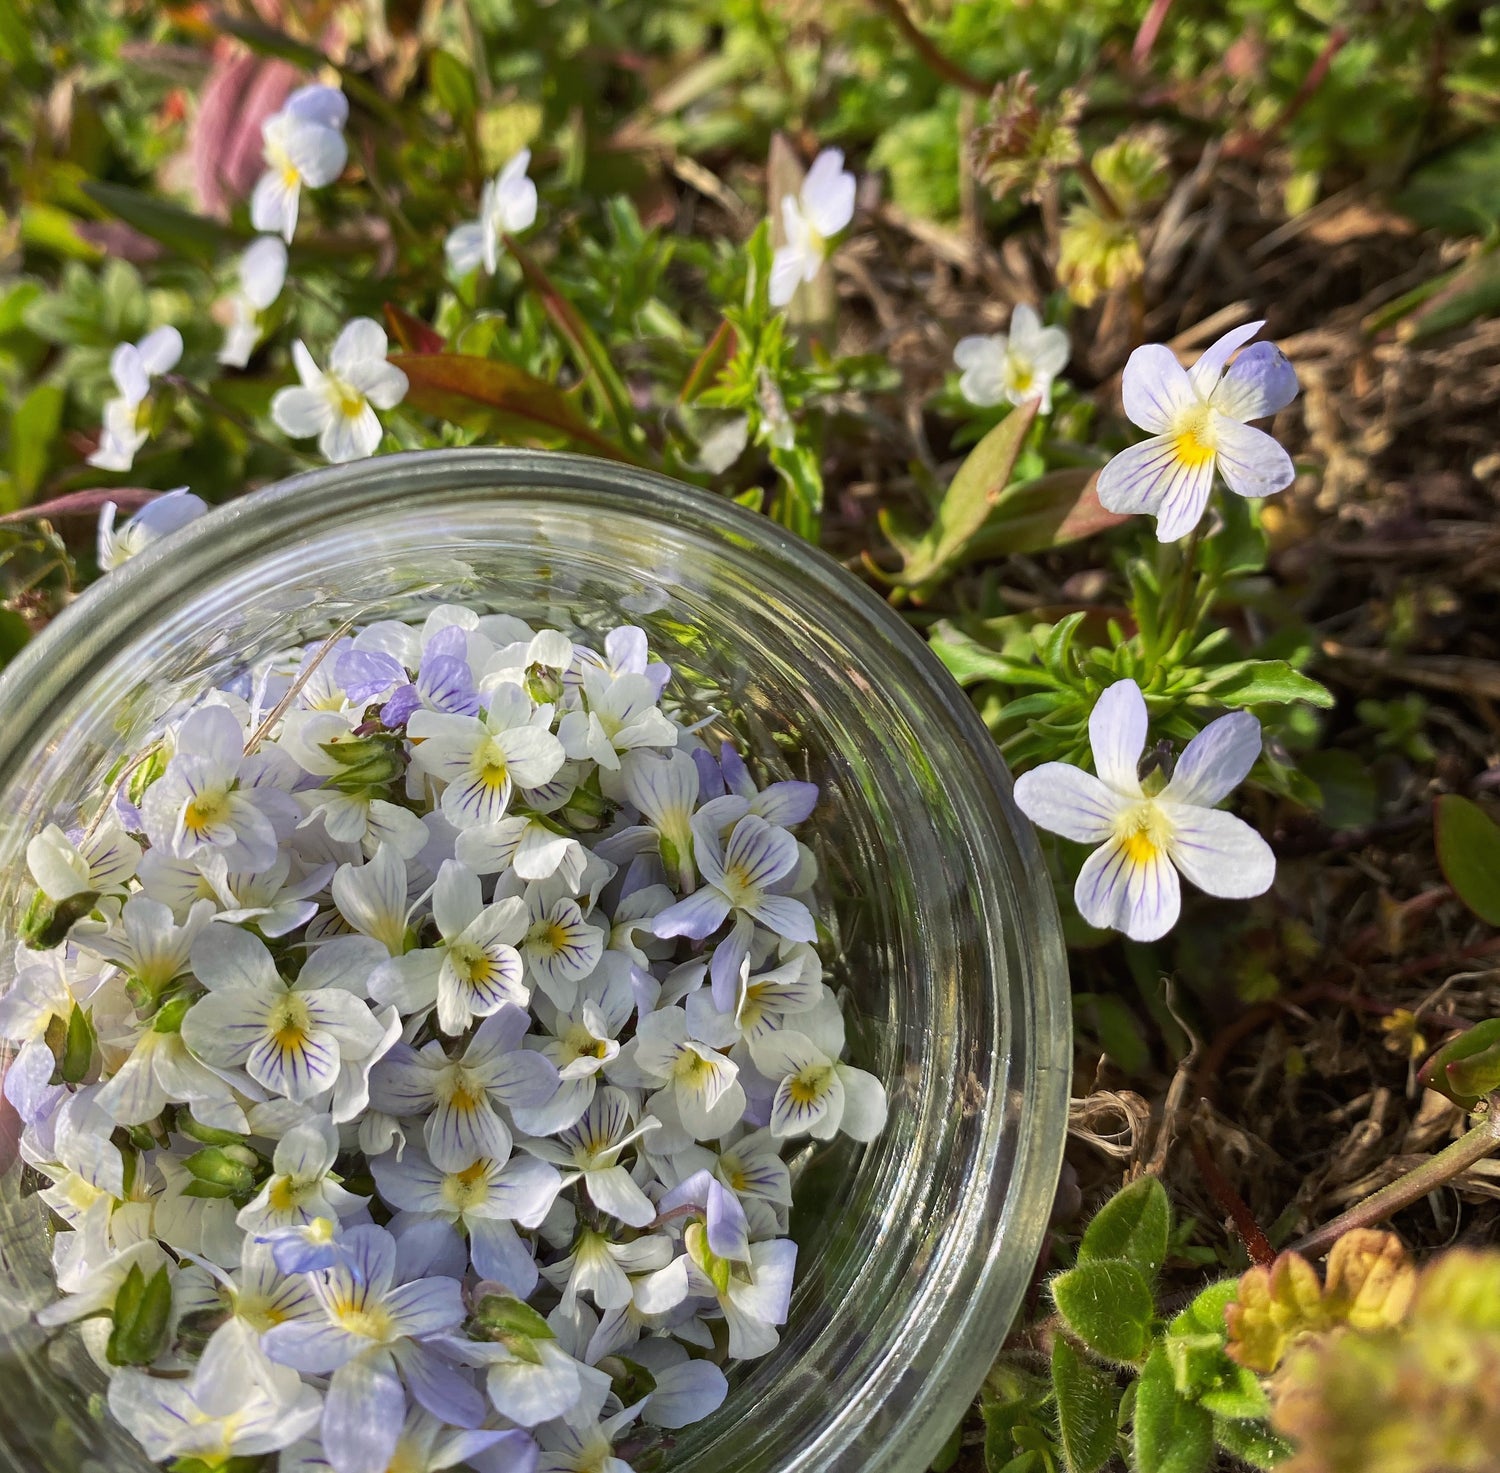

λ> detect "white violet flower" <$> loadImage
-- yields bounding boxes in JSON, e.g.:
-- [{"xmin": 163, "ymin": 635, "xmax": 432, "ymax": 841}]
[
  {"xmin": 1012, "ymin": 677, "xmax": 1276, "ymax": 941},
  {"xmin": 769, "ymin": 147, "xmax": 857, "ymax": 308},
  {"xmin": 272, "ymin": 318, "xmax": 409, "ymax": 464},
  {"xmin": 954, "ymin": 303, "xmax": 1071, "ymax": 413}
]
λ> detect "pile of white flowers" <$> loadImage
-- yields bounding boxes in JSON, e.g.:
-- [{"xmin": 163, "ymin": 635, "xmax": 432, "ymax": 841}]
[{"xmin": 2, "ymin": 606, "xmax": 887, "ymax": 1473}]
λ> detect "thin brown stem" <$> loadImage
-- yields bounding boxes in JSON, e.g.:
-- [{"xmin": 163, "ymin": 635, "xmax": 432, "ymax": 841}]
[
  {"xmin": 1286, "ymin": 1099, "xmax": 1500, "ymax": 1260},
  {"xmin": 1075, "ymin": 157, "xmax": 1123, "ymax": 222},
  {"xmin": 868, "ymin": 0, "xmax": 989, "ymax": 96}
]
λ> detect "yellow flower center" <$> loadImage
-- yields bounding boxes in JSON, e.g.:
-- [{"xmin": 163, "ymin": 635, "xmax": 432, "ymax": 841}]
[
  {"xmin": 323, "ymin": 373, "xmax": 366, "ymax": 422},
  {"xmin": 720, "ymin": 865, "xmax": 757, "ymax": 905},
  {"xmin": 183, "ymin": 789, "xmax": 231, "ymax": 836},
  {"xmin": 267, "ymin": 1175, "xmax": 306, "ymax": 1214},
  {"xmin": 1114, "ymin": 802, "xmax": 1172, "ymax": 866},
  {"xmin": 472, "ymin": 739, "xmax": 509, "ymax": 790},
  {"xmin": 535, "ymin": 920, "xmax": 568, "ymax": 954},
  {"xmin": 333, "ymin": 1299, "xmax": 394, "ymax": 1341},
  {"xmin": 788, "ymin": 1064, "xmax": 833, "ymax": 1106},
  {"xmin": 448, "ymin": 942, "xmax": 496, "ymax": 987},
  {"xmin": 267, "ymin": 993, "xmax": 312, "ymax": 1051},
  {"xmin": 674, "ymin": 1048, "xmax": 715, "ymax": 1085},
  {"xmin": 442, "ymin": 1159, "xmax": 490, "ymax": 1212},
  {"xmin": 439, "ymin": 1067, "xmax": 486, "ymax": 1114},
  {"xmin": 563, "ymin": 1023, "xmax": 607, "ymax": 1061},
  {"xmin": 1172, "ymin": 405, "xmax": 1217, "ymax": 469}
]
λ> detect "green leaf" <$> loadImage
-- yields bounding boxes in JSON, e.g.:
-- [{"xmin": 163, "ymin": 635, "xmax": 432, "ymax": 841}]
[
  {"xmin": 0, "ymin": 607, "xmax": 31, "ymax": 663},
  {"xmin": 1435, "ymin": 794, "xmax": 1500, "ymax": 925},
  {"xmin": 80, "ymin": 182, "xmax": 235, "ymax": 266},
  {"xmin": 1132, "ymin": 1348, "xmax": 1213, "ymax": 1473},
  {"xmin": 107, "ymin": 1264, "xmax": 172, "ymax": 1366},
  {"xmin": 888, "ymin": 400, "xmax": 1038, "ymax": 588},
  {"xmin": 1301, "ymin": 749, "xmax": 1379, "ymax": 831},
  {"xmin": 1079, "ymin": 1177, "xmax": 1170, "ymax": 1280},
  {"xmin": 508, "ymin": 239, "xmax": 637, "ymax": 446},
  {"xmin": 769, "ymin": 441, "xmax": 823, "ymax": 537},
  {"xmin": 959, "ymin": 468, "xmax": 1129, "ymax": 566},
  {"xmin": 1397, "ymin": 131, "xmax": 1500, "ymax": 234},
  {"xmin": 7, "ymin": 383, "xmax": 64, "ymax": 508},
  {"xmin": 395, "ymin": 353, "xmax": 642, "ymax": 465},
  {"xmin": 1051, "ymin": 1259, "xmax": 1155, "ymax": 1364},
  {"xmin": 1051, "ymin": 1338, "xmax": 1120, "ymax": 1473},
  {"xmin": 1212, "ymin": 1416, "xmax": 1293, "ymax": 1470},
  {"xmin": 428, "ymin": 48, "xmax": 478, "ymax": 123},
  {"xmin": 60, "ymin": 1003, "xmax": 95, "ymax": 1084},
  {"xmin": 1201, "ymin": 659, "xmax": 1334, "ymax": 709},
  {"xmin": 1418, "ymin": 1018, "xmax": 1500, "ymax": 1108}
]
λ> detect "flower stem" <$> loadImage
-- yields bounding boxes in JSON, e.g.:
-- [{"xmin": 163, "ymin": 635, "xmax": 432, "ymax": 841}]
[
  {"xmin": 1286, "ymin": 1098, "xmax": 1500, "ymax": 1260},
  {"xmin": 1075, "ymin": 158, "xmax": 1123, "ymax": 222},
  {"xmin": 870, "ymin": 0, "xmax": 990, "ymax": 96},
  {"xmin": 1161, "ymin": 519, "xmax": 1207, "ymax": 654}
]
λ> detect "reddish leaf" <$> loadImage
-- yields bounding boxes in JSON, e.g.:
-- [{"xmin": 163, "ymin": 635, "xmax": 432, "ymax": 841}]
[
  {"xmin": 680, "ymin": 317, "xmax": 736, "ymax": 404},
  {"xmin": 384, "ymin": 304, "xmax": 445, "ymax": 355},
  {"xmin": 0, "ymin": 488, "xmax": 160, "ymax": 525},
  {"xmin": 506, "ymin": 238, "xmax": 635, "ymax": 439},
  {"xmin": 395, "ymin": 354, "xmax": 643, "ymax": 465}
]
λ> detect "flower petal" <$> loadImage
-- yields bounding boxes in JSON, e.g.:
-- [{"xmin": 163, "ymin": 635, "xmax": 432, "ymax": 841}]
[
  {"xmin": 323, "ymin": 1356, "xmax": 405, "ymax": 1473},
  {"xmin": 1074, "ymin": 837, "xmax": 1181, "ymax": 942},
  {"xmin": 1012, "ymin": 762, "xmax": 1123, "ymax": 843},
  {"xmin": 1150, "ymin": 448, "xmax": 1218, "ymax": 543},
  {"xmin": 1162, "ymin": 710, "xmax": 1262, "ymax": 808},
  {"xmin": 1088, "ymin": 679, "xmax": 1147, "ymax": 796},
  {"xmin": 385, "ymin": 1276, "xmax": 466, "ymax": 1338},
  {"xmin": 1210, "ymin": 340, "xmax": 1298, "ymax": 422},
  {"xmin": 1120, "ymin": 344, "xmax": 1198, "ymax": 434},
  {"xmin": 1210, "ymin": 415, "xmax": 1295, "ymax": 501},
  {"xmin": 1096, "ymin": 433, "xmax": 1180, "ymax": 515},
  {"xmin": 1162, "ymin": 804, "xmax": 1276, "ymax": 899},
  {"xmin": 272, "ymin": 385, "xmax": 329, "ymax": 440},
  {"xmin": 802, "ymin": 148, "xmax": 856, "ymax": 237},
  {"xmin": 1187, "ymin": 320, "xmax": 1264, "ymax": 400}
]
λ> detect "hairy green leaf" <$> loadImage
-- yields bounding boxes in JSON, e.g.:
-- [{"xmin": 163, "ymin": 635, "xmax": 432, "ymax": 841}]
[
  {"xmin": 1079, "ymin": 1176, "xmax": 1170, "ymax": 1280},
  {"xmin": 1051, "ymin": 1259, "xmax": 1155, "ymax": 1364},
  {"xmin": 1051, "ymin": 1337, "xmax": 1120, "ymax": 1473},
  {"xmin": 1132, "ymin": 1347, "xmax": 1213, "ymax": 1473},
  {"xmin": 1212, "ymin": 1416, "xmax": 1293, "ymax": 1470}
]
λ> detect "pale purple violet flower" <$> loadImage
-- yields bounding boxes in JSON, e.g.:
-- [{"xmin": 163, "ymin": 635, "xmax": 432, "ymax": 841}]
[
  {"xmin": 1096, "ymin": 320, "xmax": 1298, "ymax": 542},
  {"xmin": 260, "ymin": 1225, "xmax": 476, "ymax": 1473},
  {"xmin": 1012, "ymin": 678, "xmax": 1276, "ymax": 941}
]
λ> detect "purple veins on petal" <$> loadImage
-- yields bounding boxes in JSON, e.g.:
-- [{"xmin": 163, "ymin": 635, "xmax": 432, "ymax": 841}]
[{"xmin": 338, "ymin": 649, "xmax": 407, "ymax": 705}]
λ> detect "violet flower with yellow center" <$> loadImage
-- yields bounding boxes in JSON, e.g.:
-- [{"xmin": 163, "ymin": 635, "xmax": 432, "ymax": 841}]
[
  {"xmin": 1097, "ymin": 320, "xmax": 1299, "ymax": 542},
  {"xmin": 1012, "ymin": 678, "xmax": 1275, "ymax": 941}
]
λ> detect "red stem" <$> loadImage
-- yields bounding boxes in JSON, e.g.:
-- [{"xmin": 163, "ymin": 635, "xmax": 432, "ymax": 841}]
[
  {"xmin": 1191, "ymin": 1135, "xmax": 1276, "ymax": 1266},
  {"xmin": 1132, "ymin": 0, "xmax": 1175, "ymax": 67}
]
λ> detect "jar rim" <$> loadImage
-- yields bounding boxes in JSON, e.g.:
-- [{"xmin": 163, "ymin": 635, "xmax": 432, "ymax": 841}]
[{"xmin": 0, "ymin": 448, "xmax": 1072, "ymax": 1473}]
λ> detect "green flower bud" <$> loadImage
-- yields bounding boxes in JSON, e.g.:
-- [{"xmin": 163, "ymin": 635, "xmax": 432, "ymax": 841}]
[
  {"xmin": 320, "ymin": 731, "xmax": 408, "ymax": 793},
  {"xmin": 106, "ymin": 1263, "xmax": 173, "ymax": 1367},
  {"xmin": 21, "ymin": 888, "xmax": 100, "ymax": 950}
]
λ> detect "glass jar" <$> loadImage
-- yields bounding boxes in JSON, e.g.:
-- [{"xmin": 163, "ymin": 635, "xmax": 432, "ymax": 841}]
[{"xmin": 0, "ymin": 449, "xmax": 1070, "ymax": 1473}]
